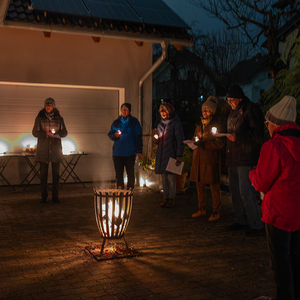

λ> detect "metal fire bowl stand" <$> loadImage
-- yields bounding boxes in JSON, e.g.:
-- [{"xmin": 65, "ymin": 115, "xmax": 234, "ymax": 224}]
[{"xmin": 93, "ymin": 189, "xmax": 133, "ymax": 254}]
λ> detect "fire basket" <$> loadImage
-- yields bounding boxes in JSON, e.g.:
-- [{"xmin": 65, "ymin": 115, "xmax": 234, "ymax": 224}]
[{"xmin": 93, "ymin": 189, "xmax": 133, "ymax": 254}]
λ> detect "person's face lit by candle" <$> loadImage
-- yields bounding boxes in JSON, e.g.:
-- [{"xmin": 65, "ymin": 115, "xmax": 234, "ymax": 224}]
[
  {"xmin": 202, "ymin": 107, "xmax": 212, "ymax": 119},
  {"xmin": 121, "ymin": 106, "xmax": 130, "ymax": 118},
  {"xmin": 45, "ymin": 102, "xmax": 54, "ymax": 114}
]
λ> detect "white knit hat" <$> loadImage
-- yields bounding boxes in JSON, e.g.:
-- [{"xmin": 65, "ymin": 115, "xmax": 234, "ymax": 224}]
[{"xmin": 265, "ymin": 95, "xmax": 297, "ymax": 125}]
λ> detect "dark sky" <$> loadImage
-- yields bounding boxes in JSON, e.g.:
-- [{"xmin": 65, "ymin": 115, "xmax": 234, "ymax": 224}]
[{"xmin": 163, "ymin": 0, "xmax": 224, "ymax": 32}]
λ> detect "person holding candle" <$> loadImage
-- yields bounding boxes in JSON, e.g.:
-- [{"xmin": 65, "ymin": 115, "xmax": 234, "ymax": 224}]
[
  {"xmin": 153, "ymin": 102, "xmax": 185, "ymax": 208},
  {"xmin": 226, "ymin": 84, "xmax": 265, "ymax": 236},
  {"xmin": 249, "ymin": 96, "xmax": 300, "ymax": 300},
  {"xmin": 108, "ymin": 103, "xmax": 143, "ymax": 190},
  {"xmin": 190, "ymin": 96, "xmax": 225, "ymax": 221},
  {"xmin": 32, "ymin": 97, "xmax": 68, "ymax": 203}
]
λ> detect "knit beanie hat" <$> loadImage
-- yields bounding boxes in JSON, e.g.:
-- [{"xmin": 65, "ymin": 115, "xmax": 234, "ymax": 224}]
[
  {"xmin": 44, "ymin": 97, "xmax": 56, "ymax": 107},
  {"xmin": 121, "ymin": 102, "xmax": 131, "ymax": 112},
  {"xmin": 160, "ymin": 102, "xmax": 174, "ymax": 115},
  {"xmin": 226, "ymin": 84, "xmax": 245, "ymax": 99},
  {"xmin": 265, "ymin": 96, "xmax": 297, "ymax": 125},
  {"xmin": 202, "ymin": 96, "xmax": 218, "ymax": 115}
]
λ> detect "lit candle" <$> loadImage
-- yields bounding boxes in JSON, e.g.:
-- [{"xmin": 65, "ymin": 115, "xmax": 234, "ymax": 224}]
[
  {"xmin": 211, "ymin": 127, "xmax": 217, "ymax": 134},
  {"xmin": 154, "ymin": 134, "xmax": 159, "ymax": 139},
  {"xmin": 117, "ymin": 130, "xmax": 122, "ymax": 135},
  {"xmin": 195, "ymin": 136, "xmax": 199, "ymax": 142},
  {"xmin": 51, "ymin": 129, "xmax": 55, "ymax": 134}
]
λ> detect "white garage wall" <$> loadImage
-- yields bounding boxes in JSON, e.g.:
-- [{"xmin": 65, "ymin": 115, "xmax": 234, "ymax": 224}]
[{"xmin": 0, "ymin": 82, "xmax": 125, "ymax": 185}]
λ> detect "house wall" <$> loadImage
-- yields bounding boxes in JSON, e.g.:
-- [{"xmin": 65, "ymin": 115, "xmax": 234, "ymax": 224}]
[
  {"xmin": 0, "ymin": 26, "xmax": 153, "ymax": 185},
  {"xmin": 242, "ymin": 72, "xmax": 273, "ymax": 103},
  {"xmin": 279, "ymin": 28, "xmax": 299, "ymax": 69}
]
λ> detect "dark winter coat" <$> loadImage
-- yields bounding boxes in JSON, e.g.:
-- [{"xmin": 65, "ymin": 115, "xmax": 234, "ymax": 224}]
[
  {"xmin": 107, "ymin": 115, "xmax": 142, "ymax": 157},
  {"xmin": 32, "ymin": 108, "xmax": 68, "ymax": 163},
  {"xmin": 190, "ymin": 115, "xmax": 224, "ymax": 184},
  {"xmin": 249, "ymin": 124, "xmax": 300, "ymax": 232},
  {"xmin": 154, "ymin": 113, "xmax": 185, "ymax": 174},
  {"xmin": 227, "ymin": 97, "xmax": 264, "ymax": 167}
]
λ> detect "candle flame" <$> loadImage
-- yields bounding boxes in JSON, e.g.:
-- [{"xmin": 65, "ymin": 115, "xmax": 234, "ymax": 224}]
[{"xmin": 211, "ymin": 127, "xmax": 217, "ymax": 134}]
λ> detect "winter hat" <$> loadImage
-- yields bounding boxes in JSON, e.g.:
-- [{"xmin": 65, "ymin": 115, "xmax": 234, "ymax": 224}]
[
  {"xmin": 226, "ymin": 84, "xmax": 245, "ymax": 99},
  {"xmin": 160, "ymin": 102, "xmax": 174, "ymax": 115},
  {"xmin": 44, "ymin": 97, "xmax": 56, "ymax": 107},
  {"xmin": 121, "ymin": 102, "xmax": 131, "ymax": 112},
  {"xmin": 202, "ymin": 96, "xmax": 218, "ymax": 115},
  {"xmin": 265, "ymin": 96, "xmax": 297, "ymax": 126}
]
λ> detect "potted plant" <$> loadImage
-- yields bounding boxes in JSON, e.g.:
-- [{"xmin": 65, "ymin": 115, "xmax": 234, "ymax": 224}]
[{"xmin": 176, "ymin": 145, "xmax": 193, "ymax": 193}]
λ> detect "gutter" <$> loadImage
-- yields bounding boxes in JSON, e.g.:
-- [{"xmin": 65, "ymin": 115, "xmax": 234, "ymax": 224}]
[
  {"xmin": 0, "ymin": 0, "xmax": 10, "ymax": 25},
  {"xmin": 3, "ymin": 20, "xmax": 193, "ymax": 47}
]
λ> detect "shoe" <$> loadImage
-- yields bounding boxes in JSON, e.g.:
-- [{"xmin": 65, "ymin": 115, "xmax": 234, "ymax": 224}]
[
  {"xmin": 227, "ymin": 222, "xmax": 249, "ymax": 231},
  {"xmin": 245, "ymin": 227, "xmax": 265, "ymax": 237},
  {"xmin": 160, "ymin": 198, "xmax": 168, "ymax": 207},
  {"xmin": 209, "ymin": 212, "xmax": 220, "ymax": 221},
  {"xmin": 165, "ymin": 198, "xmax": 175, "ymax": 208},
  {"xmin": 40, "ymin": 198, "xmax": 48, "ymax": 203},
  {"xmin": 52, "ymin": 198, "xmax": 61, "ymax": 203},
  {"xmin": 192, "ymin": 209, "xmax": 206, "ymax": 218}
]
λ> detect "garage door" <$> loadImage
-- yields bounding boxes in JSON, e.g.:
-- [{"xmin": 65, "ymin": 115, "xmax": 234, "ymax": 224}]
[{"xmin": 0, "ymin": 82, "xmax": 121, "ymax": 185}]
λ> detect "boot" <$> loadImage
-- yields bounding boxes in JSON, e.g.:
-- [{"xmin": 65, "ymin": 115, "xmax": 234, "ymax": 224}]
[
  {"xmin": 192, "ymin": 209, "xmax": 206, "ymax": 218},
  {"xmin": 160, "ymin": 198, "xmax": 169, "ymax": 207},
  {"xmin": 165, "ymin": 198, "xmax": 175, "ymax": 208}
]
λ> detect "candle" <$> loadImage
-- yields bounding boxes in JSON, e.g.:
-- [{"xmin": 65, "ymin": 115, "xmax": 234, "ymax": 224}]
[
  {"xmin": 195, "ymin": 136, "xmax": 199, "ymax": 142},
  {"xmin": 154, "ymin": 134, "xmax": 158, "ymax": 139},
  {"xmin": 211, "ymin": 127, "xmax": 217, "ymax": 134},
  {"xmin": 51, "ymin": 129, "xmax": 55, "ymax": 134},
  {"xmin": 117, "ymin": 130, "xmax": 122, "ymax": 135}
]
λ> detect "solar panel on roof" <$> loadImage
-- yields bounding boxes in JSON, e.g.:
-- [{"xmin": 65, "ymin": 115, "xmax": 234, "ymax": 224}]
[
  {"xmin": 126, "ymin": 0, "xmax": 189, "ymax": 28},
  {"xmin": 31, "ymin": 0, "xmax": 90, "ymax": 16},
  {"xmin": 83, "ymin": 0, "xmax": 141, "ymax": 22}
]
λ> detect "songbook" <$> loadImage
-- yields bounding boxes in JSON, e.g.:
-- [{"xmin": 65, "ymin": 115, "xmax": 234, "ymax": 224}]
[
  {"xmin": 183, "ymin": 140, "xmax": 198, "ymax": 150},
  {"xmin": 165, "ymin": 157, "xmax": 184, "ymax": 175}
]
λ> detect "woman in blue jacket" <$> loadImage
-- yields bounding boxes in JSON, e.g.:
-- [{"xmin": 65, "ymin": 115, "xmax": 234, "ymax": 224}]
[{"xmin": 154, "ymin": 102, "xmax": 185, "ymax": 208}]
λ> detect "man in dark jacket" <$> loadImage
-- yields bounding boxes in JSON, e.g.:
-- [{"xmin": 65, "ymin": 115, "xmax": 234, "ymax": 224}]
[
  {"xmin": 226, "ymin": 85, "xmax": 264, "ymax": 236},
  {"xmin": 32, "ymin": 98, "xmax": 68, "ymax": 203},
  {"xmin": 108, "ymin": 103, "xmax": 142, "ymax": 190}
]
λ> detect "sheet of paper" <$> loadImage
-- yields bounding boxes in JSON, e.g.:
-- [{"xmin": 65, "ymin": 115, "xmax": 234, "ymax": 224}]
[
  {"xmin": 165, "ymin": 157, "xmax": 184, "ymax": 175},
  {"xmin": 183, "ymin": 140, "xmax": 198, "ymax": 150}
]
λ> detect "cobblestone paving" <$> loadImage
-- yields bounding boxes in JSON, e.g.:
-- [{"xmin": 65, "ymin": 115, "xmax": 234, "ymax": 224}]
[{"xmin": 0, "ymin": 183, "xmax": 275, "ymax": 300}]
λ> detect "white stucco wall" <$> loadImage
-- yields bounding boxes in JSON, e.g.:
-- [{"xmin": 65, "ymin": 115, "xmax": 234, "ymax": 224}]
[{"xmin": 0, "ymin": 26, "xmax": 153, "ymax": 185}]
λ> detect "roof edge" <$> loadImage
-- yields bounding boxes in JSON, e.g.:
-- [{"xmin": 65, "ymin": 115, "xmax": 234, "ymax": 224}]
[{"xmin": 2, "ymin": 20, "xmax": 193, "ymax": 47}]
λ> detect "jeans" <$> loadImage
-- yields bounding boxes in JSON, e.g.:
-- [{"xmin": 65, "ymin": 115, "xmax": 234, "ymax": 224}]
[
  {"xmin": 228, "ymin": 166, "xmax": 263, "ymax": 229},
  {"xmin": 113, "ymin": 155, "xmax": 135, "ymax": 190},
  {"xmin": 266, "ymin": 224, "xmax": 300, "ymax": 300},
  {"xmin": 196, "ymin": 182, "xmax": 221, "ymax": 213},
  {"xmin": 161, "ymin": 172, "xmax": 176, "ymax": 199},
  {"xmin": 40, "ymin": 162, "xmax": 60, "ymax": 200}
]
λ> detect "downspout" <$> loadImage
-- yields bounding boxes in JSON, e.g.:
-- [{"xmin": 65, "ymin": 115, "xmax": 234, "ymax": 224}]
[
  {"xmin": 138, "ymin": 39, "xmax": 169, "ymax": 168},
  {"xmin": 139, "ymin": 40, "xmax": 169, "ymax": 124},
  {"xmin": 0, "ymin": 0, "xmax": 10, "ymax": 25}
]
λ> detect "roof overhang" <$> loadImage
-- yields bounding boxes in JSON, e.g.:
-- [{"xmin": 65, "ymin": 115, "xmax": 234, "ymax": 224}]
[{"xmin": 2, "ymin": 20, "xmax": 193, "ymax": 47}]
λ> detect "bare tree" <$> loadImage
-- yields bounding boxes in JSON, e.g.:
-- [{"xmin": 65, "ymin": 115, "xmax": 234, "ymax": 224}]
[
  {"xmin": 192, "ymin": 28, "xmax": 254, "ymax": 77},
  {"xmin": 190, "ymin": 0, "xmax": 299, "ymax": 56}
]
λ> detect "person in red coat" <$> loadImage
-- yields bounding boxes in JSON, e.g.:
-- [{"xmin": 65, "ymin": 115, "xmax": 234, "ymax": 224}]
[{"xmin": 249, "ymin": 96, "xmax": 300, "ymax": 300}]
